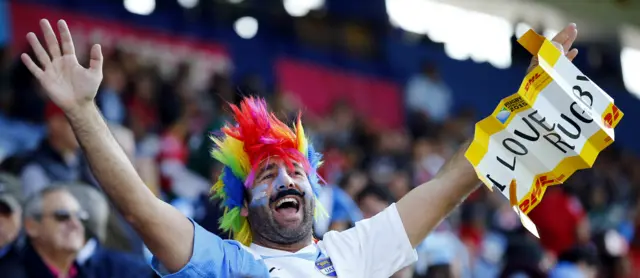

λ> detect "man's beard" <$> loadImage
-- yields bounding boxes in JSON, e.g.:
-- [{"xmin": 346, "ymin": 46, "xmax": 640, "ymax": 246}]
[{"xmin": 247, "ymin": 198, "xmax": 315, "ymax": 245}]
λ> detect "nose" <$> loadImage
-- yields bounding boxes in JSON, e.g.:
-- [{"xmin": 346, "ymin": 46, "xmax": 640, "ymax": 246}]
[
  {"xmin": 276, "ymin": 182, "xmax": 296, "ymax": 191},
  {"xmin": 274, "ymin": 168, "xmax": 296, "ymax": 191}
]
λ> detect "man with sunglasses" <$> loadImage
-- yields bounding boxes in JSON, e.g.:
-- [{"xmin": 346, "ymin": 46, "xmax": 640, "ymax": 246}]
[{"xmin": 19, "ymin": 186, "xmax": 89, "ymax": 278}]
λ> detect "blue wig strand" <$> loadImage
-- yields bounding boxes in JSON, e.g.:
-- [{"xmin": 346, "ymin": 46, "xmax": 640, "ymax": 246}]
[
  {"xmin": 306, "ymin": 143, "xmax": 323, "ymax": 198},
  {"xmin": 221, "ymin": 166, "xmax": 246, "ymax": 209}
]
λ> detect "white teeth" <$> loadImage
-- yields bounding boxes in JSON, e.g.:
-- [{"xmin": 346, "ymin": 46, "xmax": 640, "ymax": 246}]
[{"xmin": 276, "ymin": 197, "xmax": 299, "ymax": 208}]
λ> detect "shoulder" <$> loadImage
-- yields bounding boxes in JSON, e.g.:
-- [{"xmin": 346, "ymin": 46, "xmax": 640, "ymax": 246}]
[{"xmin": 151, "ymin": 218, "xmax": 269, "ymax": 278}]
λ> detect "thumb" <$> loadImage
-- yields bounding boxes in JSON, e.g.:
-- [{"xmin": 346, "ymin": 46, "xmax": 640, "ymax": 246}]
[{"xmin": 89, "ymin": 44, "xmax": 103, "ymax": 73}]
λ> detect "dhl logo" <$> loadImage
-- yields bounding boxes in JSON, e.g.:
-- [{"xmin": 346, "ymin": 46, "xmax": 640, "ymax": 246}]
[
  {"xmin": 603, "ymin": 104, "xmax": 622, "ymax": 129},
  {"xmin": 518, "ymin": 174, "xmax": 561, "ymax": 213},
  {"xmin": 524, "ymin": 72, "xmax": 541, "ymax": 94}
]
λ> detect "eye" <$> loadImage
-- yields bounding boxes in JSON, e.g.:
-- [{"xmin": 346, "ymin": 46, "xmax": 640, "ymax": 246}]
[
  {"xmin": 294, "ymin": 171, "xmax": 304, "ymax": 176},
  {"xmin": 261, "ymin": 173, "xmax": 274, "ymax": 181}
]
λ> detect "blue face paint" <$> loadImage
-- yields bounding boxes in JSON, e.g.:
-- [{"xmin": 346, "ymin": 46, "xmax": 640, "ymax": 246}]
[
  {"xmin": 250, "ymin": 184, "xmax": 269, "ymax": 207},
  {"xmin": 250, "ymin": 162, "xmax": 314, "ymax": 208}
]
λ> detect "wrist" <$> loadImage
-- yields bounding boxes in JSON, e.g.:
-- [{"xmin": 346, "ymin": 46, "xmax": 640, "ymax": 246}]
[
  {"xmin": 435, "ymin": 140, "xmax": 479, "ymax": 187},
  {"xmin": 65, "ymin": 102, "xmax": 99, "ymax": 122}
]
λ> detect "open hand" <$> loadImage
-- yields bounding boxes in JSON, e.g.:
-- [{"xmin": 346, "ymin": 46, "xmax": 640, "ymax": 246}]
[
  {"xmin": 527, "ymin": 23, "xmax": 579, "ymax": 73},
  {"xmin": 21, "ymin": 19, "xmax": 103, "ymax": 114}
]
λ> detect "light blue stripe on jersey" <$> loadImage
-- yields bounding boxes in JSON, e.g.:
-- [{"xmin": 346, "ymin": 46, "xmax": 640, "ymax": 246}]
[{"xmin": 151, "ymin": 218, "xmax": 270, "ymax": 278}]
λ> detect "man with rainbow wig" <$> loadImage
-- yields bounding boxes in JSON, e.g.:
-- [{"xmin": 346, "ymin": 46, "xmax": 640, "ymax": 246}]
[{"xmin": 21, "ymin": 19, "xmax": 580, "ymax": 277}]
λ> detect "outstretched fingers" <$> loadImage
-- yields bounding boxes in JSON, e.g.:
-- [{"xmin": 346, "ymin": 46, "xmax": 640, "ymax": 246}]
[
  {"xmin": 57, "ymin": 20, "xmax": 76, "ymax": 56},
  {"xmin": 40, "ymin": 19, "xmax": 62, "ymax": 59},
  {"xmin": 21, "ymin": 53, "xmax": 44, "ymax": 79},
  {"xmin": 26, "ymin": 32, "xmax": 51, "ymax": 69}
]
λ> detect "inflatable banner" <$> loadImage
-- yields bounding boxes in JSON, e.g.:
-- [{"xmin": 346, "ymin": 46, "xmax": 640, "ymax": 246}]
[{"xmin": 465, "ymin": 29, "xmax": 623, "ymax": 237}]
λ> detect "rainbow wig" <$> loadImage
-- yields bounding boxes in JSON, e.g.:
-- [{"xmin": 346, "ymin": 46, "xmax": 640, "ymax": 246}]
[{"xmin": 210, "ymin": 97, "xmax": 326, "ymax": 246}]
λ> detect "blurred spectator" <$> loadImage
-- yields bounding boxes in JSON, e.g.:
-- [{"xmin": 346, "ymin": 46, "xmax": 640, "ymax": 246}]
[
  {"xmin": 472, "ymin": 231, "xmax": 508, "ymax": 278},
  {"xmin": 405, "ymin": 62, "xmax": 453, "ymax": 124},
  {"xmin": 8, "ymin": 49, "xmax": 47, "ymax": 124},
  {"xmin": 199, "ymin": 73, "xmax": 234, "ymax": 122},
  {"xmin": 0, "ymin": 173, "xmax": 25, "ymax": 277},
  {"xmin": 320, "ymin": 101, "xmax": 358, "ymax": 150},
  {"xmin": 415, "ymin": 221, "xmax": 472, "ymax": 278},
  {"xmin": 356, "ymin": 185, "xmax": 392, "ymax": 219},
  {"xmin": 186, "ymin": 106, "xmax": 231, "ymax": 181},
  {"xmin": 20, "ymin": 186, "xmax": 88, "ymax": 277},
  {"xmin": 387, "ymin": 170, "xmax": 412, "ymax": 201},
  {"xmin": 0, "ymin": 49, "xmax": 46, "ymax": 162},
  {"xmin": 0, "ymin": 86, "xmax": 46, "ymax": 162},
  {"xmin": 97, "ymin": 62, "xmax": 127, "ymax": 125},
  {"xmin": 126, "ymin": 68, "xmax": 160, "ymax": 142},
  {"xmin": 594, "ymin": 230, "xmax": 630, "ymax": 278},
  {"xmin": 157, "ymin": 99, "xmax": 209, "ymax": 207},
  {"xmin": 314, "ymin": 178, "xmax": 363, "ymax": 236},
  {"xmin": 365, "ymin": 131, "xmax": 410, "ymax": 186},
  {"xmin": 337, "ymin": 170, "xmax": 369, "ymax": 200},
  {"xmin": 499, "ymin": 233, "xmax": 548, "ymax": 278},
  {"xmin": 317, "ymin": 144, "xmax": 349, "ymax": 185},
  {"xmin": 64, "ymin": 184, "xmax": 109, "ymax": 244},
  {"xmin": 20, "ymin": 102, "xmax": 96, "ymax": 198},
  {"xmin": 109, "ymin": 122, "xmax": 160, "ymax": 197},
  {"xmin": 528, "ymin": 187, "xmax": 590, "ymax": 256},
  {"xmin": 548, "ymin": 245, "xmax": 598, "ymax": 278},
  {"xmin": 66, "ymin": 183, "xmax": 155, "ymax": 278},
  {"xmin": 412, "ymin": 137, "xmax": 446, "ymax": 185}
]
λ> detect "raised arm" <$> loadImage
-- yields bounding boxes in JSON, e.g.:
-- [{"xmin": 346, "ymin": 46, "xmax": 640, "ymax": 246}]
[
  {"xmin": 21, "ymin": 19, "xmax": 193, "ymax": 272},
  {"xmin": 396, "ymin": 23, "xmax": 580, "ymax": 247}
]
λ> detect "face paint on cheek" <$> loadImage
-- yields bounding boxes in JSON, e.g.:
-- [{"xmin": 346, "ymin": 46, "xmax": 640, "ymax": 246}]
[
  {"xmin": 299, "ymin": 179, "xmax": 314, "ymax": 199},
  {"xmin": 250, "ymin": 184, "xmax": 270, "ymax": 207}
]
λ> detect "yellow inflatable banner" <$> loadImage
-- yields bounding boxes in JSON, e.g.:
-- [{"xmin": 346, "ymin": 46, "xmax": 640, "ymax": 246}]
[{"xmin": 465, "ymin": 29, "xmax": 623, "ymax": 237}]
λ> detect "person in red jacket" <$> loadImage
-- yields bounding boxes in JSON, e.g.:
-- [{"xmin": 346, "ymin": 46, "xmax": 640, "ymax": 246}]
[{"xmin": 528, "ymin": 187, "xmax": 590, "ymax": 256}]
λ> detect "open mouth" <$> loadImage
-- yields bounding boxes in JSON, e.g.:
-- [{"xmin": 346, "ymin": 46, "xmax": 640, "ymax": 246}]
[
  {"xmin": 273, "ymin": 196, "xmax": 301, "ymax": 213},
  {"xmin": 270, "ymin": 188, "xmax": 304, "ymax": 215}
]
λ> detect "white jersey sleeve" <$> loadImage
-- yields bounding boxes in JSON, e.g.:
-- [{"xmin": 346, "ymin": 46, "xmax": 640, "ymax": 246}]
[{"xmin": 318, "ymin": 203, "xmax": 418, "ymax": 278}]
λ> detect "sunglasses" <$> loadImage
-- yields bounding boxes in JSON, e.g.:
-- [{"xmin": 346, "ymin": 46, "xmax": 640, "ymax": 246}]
[{"xmin": 39, "ymin": 209, "xmax": 89, "ymax": 223}]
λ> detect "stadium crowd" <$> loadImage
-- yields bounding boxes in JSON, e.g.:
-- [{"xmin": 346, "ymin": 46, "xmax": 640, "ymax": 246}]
[{"xmin": 0, "ymin": 21, "xmax": 639, "ymax": 278}]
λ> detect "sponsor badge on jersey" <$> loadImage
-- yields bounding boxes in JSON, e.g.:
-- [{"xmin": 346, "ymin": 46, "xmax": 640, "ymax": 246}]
[{"xmin": 315, "ymin": 257, "xmax": 337, "ymax": 277}]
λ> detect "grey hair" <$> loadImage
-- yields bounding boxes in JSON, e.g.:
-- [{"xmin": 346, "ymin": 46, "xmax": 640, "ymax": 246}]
[{"xmin": 23, "ymin": 186, "xmax": 71, "ymax": 220}]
